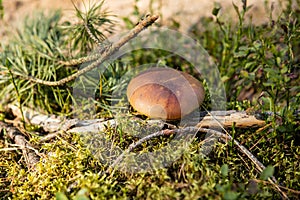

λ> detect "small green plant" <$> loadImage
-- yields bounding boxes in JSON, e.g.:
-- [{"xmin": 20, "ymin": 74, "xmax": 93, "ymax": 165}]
[
  {"xmin": 192, "ymin": 0, "xmax": 299, "ymax": 127},
  {"xmin": 68, "ymin": 0, "xmax": 115, "ymax": 54},
  {"xmin": 0, "ymin": 1, "xmax": 115, "ymax": 115},
  {"xmin": 0, "ymin": 11, "xmax": 74, "ymax": 114}
]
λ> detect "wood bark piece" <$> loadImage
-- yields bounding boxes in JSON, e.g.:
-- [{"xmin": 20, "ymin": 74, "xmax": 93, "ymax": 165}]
[
  {"xmin": 9, "ymin": 105, "xmax": 266, "ymax": 134},
  {"xmin": 8, "ymin": 105, "xmax": 74, "ymax": 133},
  {"xmin": 196, "ymin": 110, "xmax": 266, "ymax": 128}
]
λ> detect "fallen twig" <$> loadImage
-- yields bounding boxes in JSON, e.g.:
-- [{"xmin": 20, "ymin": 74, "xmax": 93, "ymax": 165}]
[
  {"xmin": 106, "ymin": 129, "xmax": 174, "ymax": 173},
  {"xmin": 0, "ymin": 121, "xmax": 40, "ymax": 169},
  {"xmin": 251, "ymin": 179, "xmax": 300, "ymax": 196},
  {"xmin": 107, "ymin": 127, "xmax": 267, "ymax": 174},
  {"xmin": 105, "ymin": 126, "xmax": 288, "ymax": 199}
]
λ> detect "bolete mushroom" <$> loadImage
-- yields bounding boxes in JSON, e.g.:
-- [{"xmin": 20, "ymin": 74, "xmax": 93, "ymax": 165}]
[{"xmin": 126, "ymin": 67, "xmax": 205, "ymax": 120}]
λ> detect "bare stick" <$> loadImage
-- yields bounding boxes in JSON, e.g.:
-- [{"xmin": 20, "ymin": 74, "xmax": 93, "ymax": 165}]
[
  {"xmin": 186, "ymin": 127, "xmax": 288, "ymax": 199},
  {"xmin": 252, "ymin": 179, "xmax": 300, "ymax": 196},
  {"xmin": 0, "ymin": 121, "xmax": 40, "ymax": 169},
  {"xmin": 84, "ymin": 22, "xmax": 102, "ymax": 47},
  {"xmin": 107, "ymin": 127, "xmax": 259, "ymax": 171},
  {"xmin": 17, "ymin": 14, "xmax": 159, "ymax": 86},
  {"xmin": 107, "ymin": 126, "xmax": 288, "ymax": 199},
  {"xmin": 58, "ymin": 53, "xmax": 101, "ymax": 66},
  {"xmin": 106, "ymin": 129, "xmax": 173, "ymax": 173}
]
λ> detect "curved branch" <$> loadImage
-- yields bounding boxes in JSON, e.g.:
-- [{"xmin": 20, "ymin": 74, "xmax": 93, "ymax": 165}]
[{"xmin": 17, "ymin": 14, "xmax": 159, "ymax": 86}]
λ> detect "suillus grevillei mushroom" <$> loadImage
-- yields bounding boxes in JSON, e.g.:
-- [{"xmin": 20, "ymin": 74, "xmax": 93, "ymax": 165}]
[{"xmin": 126, "ymin": 67, "xmax": 205, "ymax": 120}]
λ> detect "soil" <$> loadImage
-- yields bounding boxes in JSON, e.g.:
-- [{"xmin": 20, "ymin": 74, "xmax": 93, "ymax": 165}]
[{"xmin": 1, "ymin": 0, "xmax": 285, "ymax": 44}]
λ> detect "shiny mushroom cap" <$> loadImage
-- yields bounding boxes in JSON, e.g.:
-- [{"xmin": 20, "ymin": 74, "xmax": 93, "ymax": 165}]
[{"xmin": 126, "ymin": 67, "xmax": 205, "ymax": 120}]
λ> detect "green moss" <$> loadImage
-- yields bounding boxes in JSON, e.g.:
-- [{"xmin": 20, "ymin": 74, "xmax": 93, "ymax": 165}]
[{"xmin": 0, "ymin": 0, "xmax": 299, "ymax": 199}]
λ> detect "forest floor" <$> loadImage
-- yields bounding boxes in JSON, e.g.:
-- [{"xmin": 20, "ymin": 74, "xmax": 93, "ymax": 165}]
[{"xmin": 0, "ymin": 0, "xmax": 284, "ymax": 45}]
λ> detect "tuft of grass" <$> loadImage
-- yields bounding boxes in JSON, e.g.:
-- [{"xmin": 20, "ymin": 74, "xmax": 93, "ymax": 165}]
[
  {"xmin": 0, "ymin": 1, "xmax": 115, "ymax": 115},
  {"xmin": 0, "ymin": 11, "xmax": 74, "ymax": 114}
]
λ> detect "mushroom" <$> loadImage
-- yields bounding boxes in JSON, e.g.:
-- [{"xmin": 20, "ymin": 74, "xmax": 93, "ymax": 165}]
[{"xmin": 126, "ymin": 67, "xmax": 205, "ymax": 120}]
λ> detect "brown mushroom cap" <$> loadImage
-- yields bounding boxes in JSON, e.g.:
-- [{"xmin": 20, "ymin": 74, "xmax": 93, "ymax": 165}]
[{"xmin": 126, "ymin": 68, "xmax": 205, "ymax": 120}]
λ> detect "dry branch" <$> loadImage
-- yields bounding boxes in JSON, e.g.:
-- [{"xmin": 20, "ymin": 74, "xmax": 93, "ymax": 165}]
[
  {"xmin": 15, "ymin": 14, "xmax": 159, "ymax": 86},
  {"xmin": 0, "ymin": 121, "xmax": 40, "ymax": 169},
  {"xmin": 105, "ymin": 126, "xmax": 287, "ymax": 199}
]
